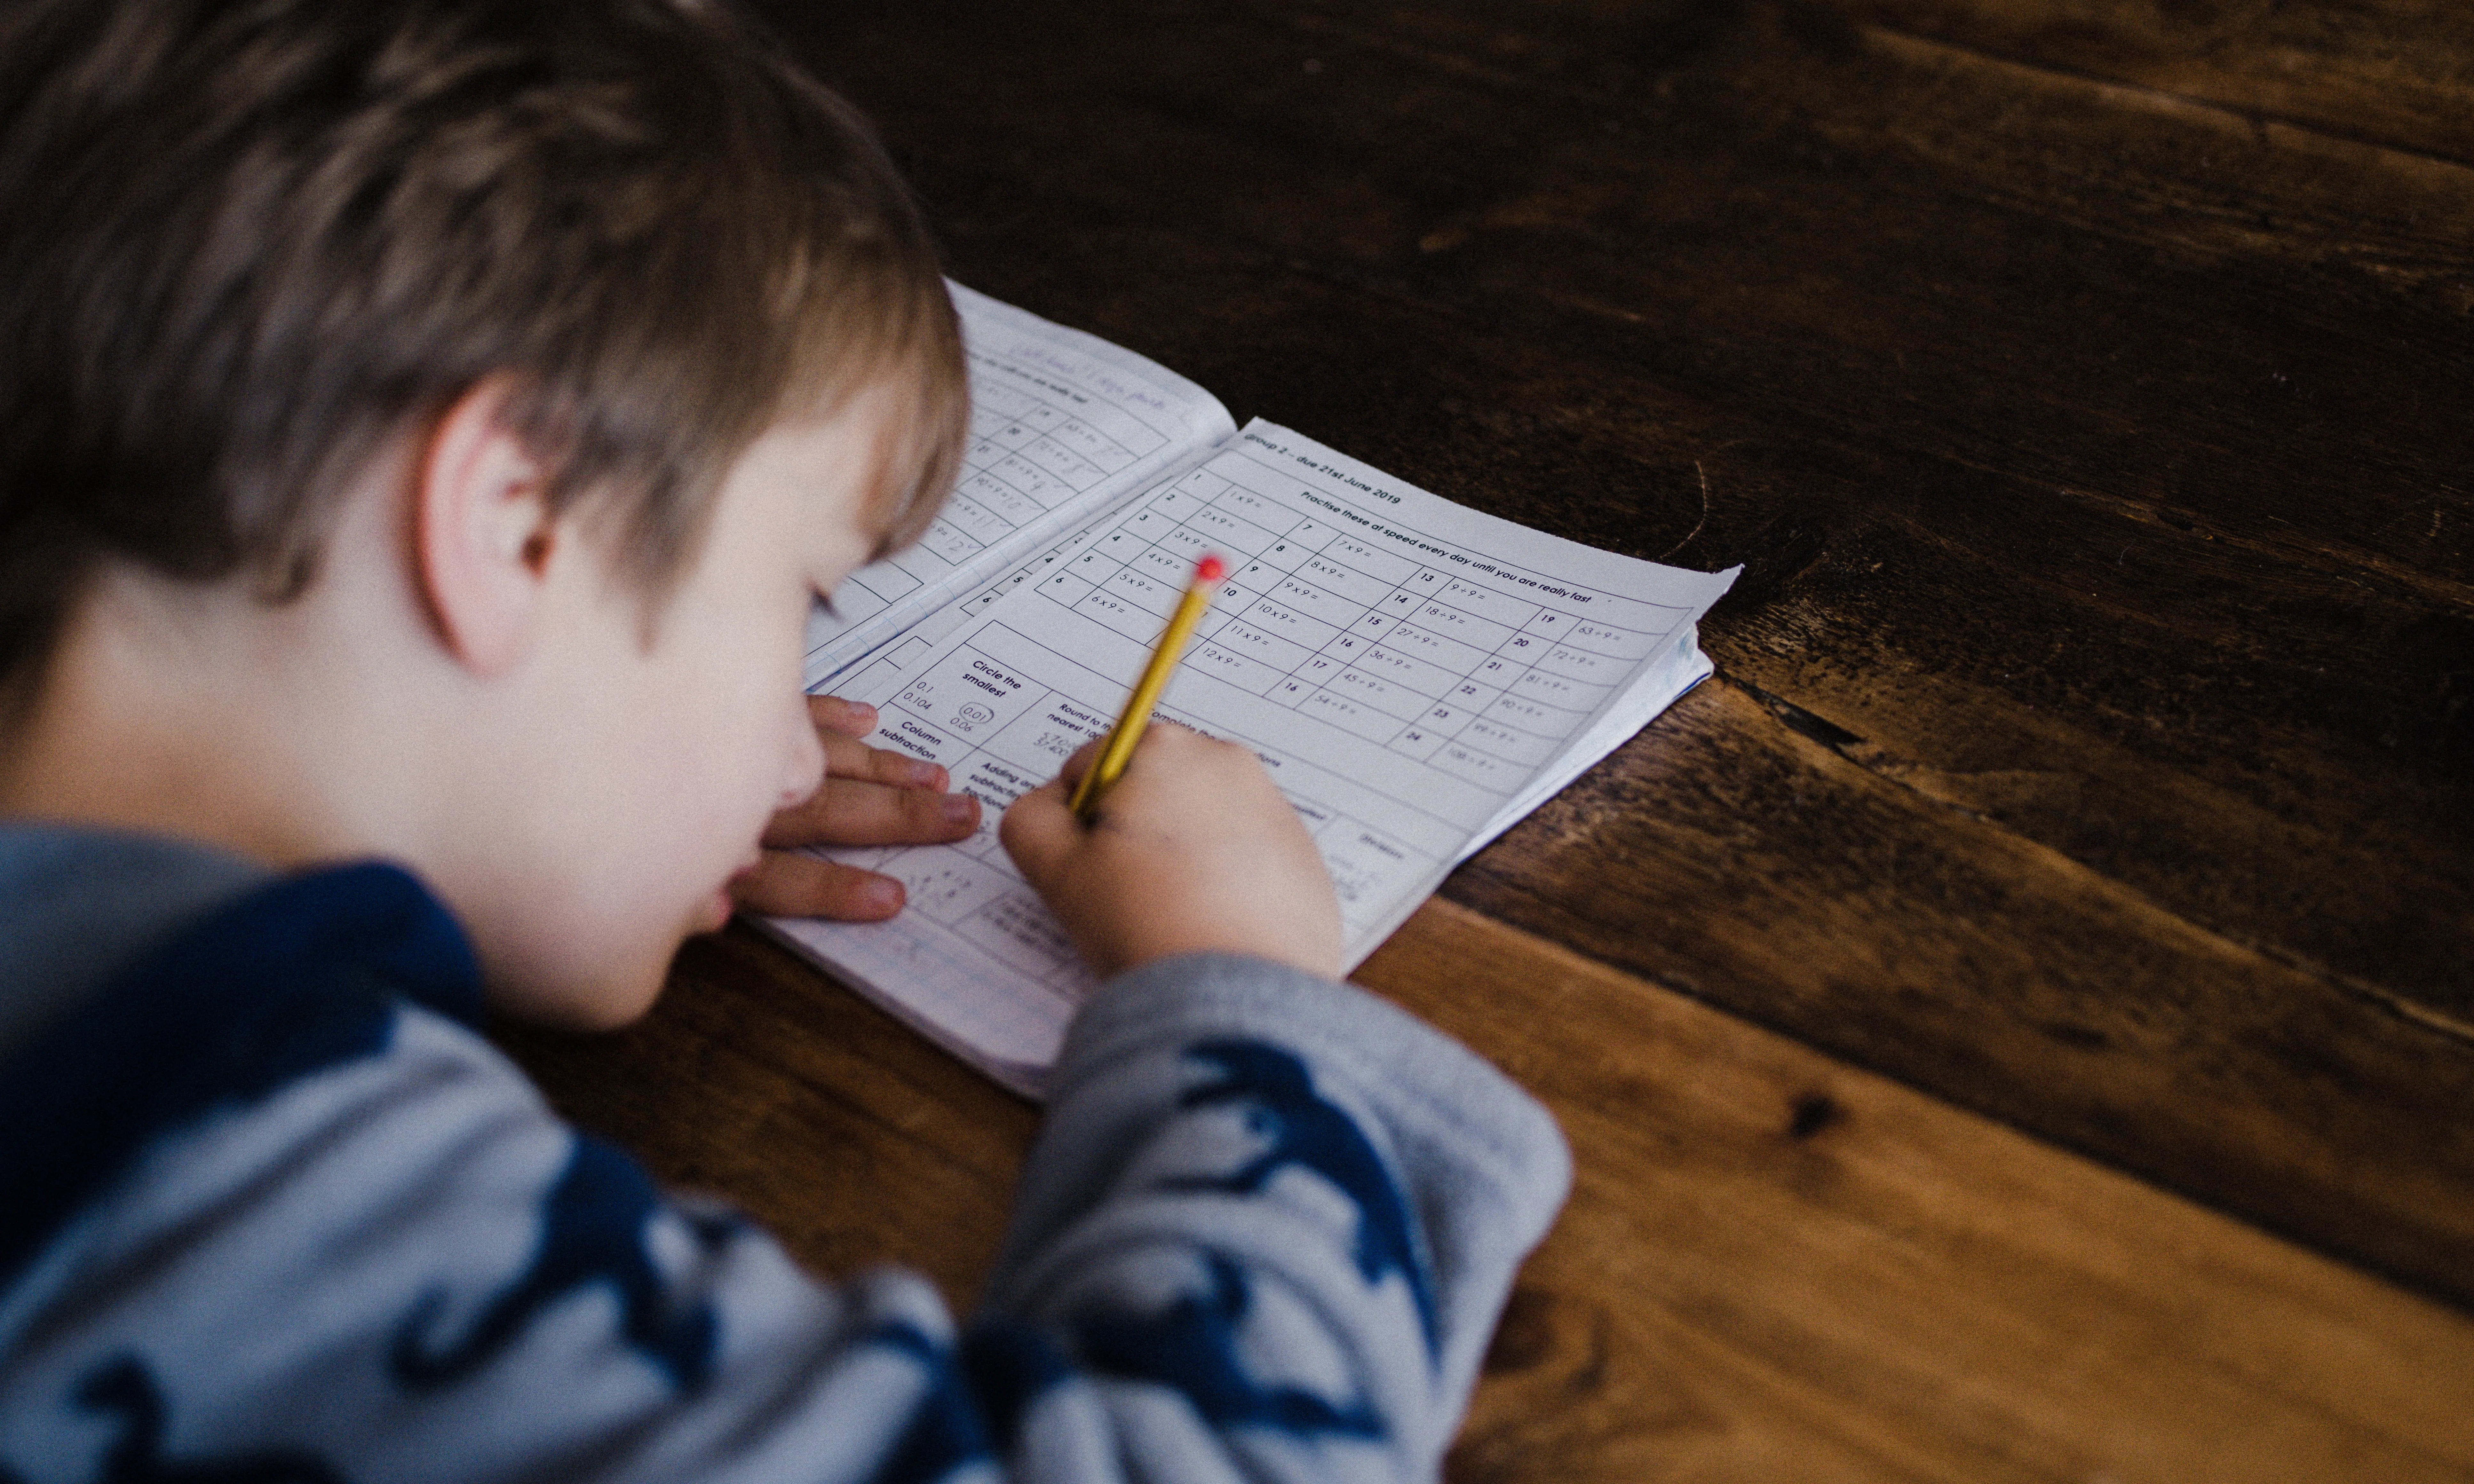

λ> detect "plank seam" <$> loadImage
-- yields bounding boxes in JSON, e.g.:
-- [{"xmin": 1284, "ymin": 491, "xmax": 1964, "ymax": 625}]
[
  {"xmin": 1708, "ymin": 668, "xmax": 2474, "ymax": 1053},
  {"xmin": 1437, "ymin": 861, "xmax": 2474, "ymax": 1315},
  {"xmin": 2243, "ymin": 938, "xmax": 2474, "ymax": 1051},
  {"xmin": 1225, "ymin": 231, "xmax": 2474, "ymax": 620},
  {"xmin": 1857, "ymin": 23, "xmax": 2474, "ymax": 178},
  {"xmin": 1948, "ymin": 461, "xmax": 2474, "ymax": 619}
]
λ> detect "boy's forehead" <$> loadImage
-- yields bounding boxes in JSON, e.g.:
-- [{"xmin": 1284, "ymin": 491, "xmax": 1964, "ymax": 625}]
[
  {"xmin": 803, "ymin": 375, "xmax": 947, "ymax": 563},
  {"xmin": 741, "ymin": 382, "xmax": 913, "ymax": 558}
]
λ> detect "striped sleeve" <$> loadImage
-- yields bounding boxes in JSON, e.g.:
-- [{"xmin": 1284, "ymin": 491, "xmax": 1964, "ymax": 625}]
[{"xmin": 0, "ymin": 866, "xmax": 1566, "ymax": 1484}]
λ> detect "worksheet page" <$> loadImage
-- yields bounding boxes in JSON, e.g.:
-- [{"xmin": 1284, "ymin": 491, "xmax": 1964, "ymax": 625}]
[
  {"xmin": 802, "ymin": 282, "xmax": 1235, "ymax": 686},
  {"xmin": 766, "ymin": 422, "xmax": 1737, "ymax": 1093}
]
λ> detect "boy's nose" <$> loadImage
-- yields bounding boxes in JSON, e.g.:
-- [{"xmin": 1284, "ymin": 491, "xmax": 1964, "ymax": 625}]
[{"xmin": 779, "ymin": 700, "xmax": 826, "ymax": 809}]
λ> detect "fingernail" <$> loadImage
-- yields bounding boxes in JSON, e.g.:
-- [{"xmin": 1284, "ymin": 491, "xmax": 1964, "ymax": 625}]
[
  {"xmin": 943, "ymin": 793, "xmax": 979, "ymax": 826},
  {"xmin": 835, "ymin": 699, "xmax": 877, "ymax": 728},
  {"xmin": 863, "ymin": 877, "xmax": 902, "ymax": 911},
  {"xmin": 911, "ymin": 760, "xmax": 948, "ymax": 788}
]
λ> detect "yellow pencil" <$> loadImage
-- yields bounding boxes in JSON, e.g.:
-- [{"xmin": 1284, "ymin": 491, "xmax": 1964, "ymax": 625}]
[{"xmin": 1069, "ymin": 553, "xmax": 1228, "ymax": 819}]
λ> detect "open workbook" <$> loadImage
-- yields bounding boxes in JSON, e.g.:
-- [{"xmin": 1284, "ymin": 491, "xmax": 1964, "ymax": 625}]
[{"xmin": 759, "ymin": 284, "xmax": 1738, "ymax": 1095}]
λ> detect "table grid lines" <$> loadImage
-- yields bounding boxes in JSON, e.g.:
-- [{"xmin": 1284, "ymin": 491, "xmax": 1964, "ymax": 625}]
[{"xmin": 1030, "ymin": 457, "xmax": 1679, "ymax": 779}]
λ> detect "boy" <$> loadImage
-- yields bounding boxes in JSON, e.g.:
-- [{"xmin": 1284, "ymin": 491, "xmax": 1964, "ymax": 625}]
[{"xmin": 0, "ymin": 1, "xmax": 1569, "ymax": 1480}]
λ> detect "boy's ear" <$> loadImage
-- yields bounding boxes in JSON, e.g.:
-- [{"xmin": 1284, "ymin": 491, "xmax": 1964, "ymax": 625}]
[{"xmin": 413, "ymin": 380, "xmax": 559, "ymax": 677}]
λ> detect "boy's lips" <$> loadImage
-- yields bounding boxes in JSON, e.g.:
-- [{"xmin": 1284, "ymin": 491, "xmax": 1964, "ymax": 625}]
[{"xmin": 696, "ymin": 852, "xmax": 765, "ymax": 933}]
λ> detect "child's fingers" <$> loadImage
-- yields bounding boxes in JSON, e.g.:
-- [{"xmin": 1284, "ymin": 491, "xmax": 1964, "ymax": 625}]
[
  {"xmin": 817, "ymin": 729, "xmax": 947, "ymax": 789},
  {"xmin": 757, "ymin": 723, "xmax": 953, "ymax": 846},
  {"xmin": 805, "ymin": 694, "xmax": 878, "ymax": 739},
  {"xmin": 1054, "ymin": 735, "xmax": 1103, "ymax": 792},
  {"xmin": 999, "ymin": 737, "xmax": 1106, "ymax": 886},
  {"xmin": 998, "ymin": 773, "xmax": 1082, "ymax": 890},
  {"xmin": 763, "ymin": 776, "xmax": 978, "ymax": 849},
  {"xmin": 726, "ymin": 849, "xmax": 905, "ymax": 920},
  {"xmin": 1003, "ymin": 724, "xmax": 1341, "ymax": 979}
]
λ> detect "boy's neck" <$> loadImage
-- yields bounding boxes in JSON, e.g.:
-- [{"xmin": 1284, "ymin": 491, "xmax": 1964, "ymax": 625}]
[
  {"xmin": 4, "ymin": 573, "xmax": 405, "ymax": 870},
  {"xmin": 0, "ymin": 476, "xmax": 465, "ymax": 874}
]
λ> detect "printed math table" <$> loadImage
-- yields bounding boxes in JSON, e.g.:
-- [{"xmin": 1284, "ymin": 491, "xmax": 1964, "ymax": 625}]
[{"xmin": 823, "ymin": 428, "xmax": 1722, "ymax": 999}]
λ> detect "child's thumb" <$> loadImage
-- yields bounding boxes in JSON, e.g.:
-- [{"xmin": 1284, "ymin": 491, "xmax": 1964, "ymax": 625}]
[{"xmin": 997, "ymin": 774, "xmax": 1082, "ymax": 888}]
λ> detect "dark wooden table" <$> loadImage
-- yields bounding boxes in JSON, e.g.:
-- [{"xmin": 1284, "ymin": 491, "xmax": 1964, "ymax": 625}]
[{"xmin": 500, "ymin": 2, "xmax": 2474, "ymax": 1476}]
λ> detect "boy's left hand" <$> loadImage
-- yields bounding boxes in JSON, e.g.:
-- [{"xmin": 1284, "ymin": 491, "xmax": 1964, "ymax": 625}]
[{"xmin": 725, "ymin": 696, "xmax": 979, "ymax": 922}]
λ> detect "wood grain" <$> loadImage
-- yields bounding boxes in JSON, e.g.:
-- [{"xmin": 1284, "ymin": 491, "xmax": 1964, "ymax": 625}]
[
  {"xmin": 1449, "ymin": 677, "xmax": 2474, "ymax": 1311},
  {"xmin": 1359, "ymin": 900, "xmax": 2474, "ymax": 1484},
  {"xmin": 498, "ymin": 904, "xmax": 2474, "ymax": 1482},
  {"xmin": 794, "ymin": 0, "xmax": 2474, "ymax": 582},
  {"xmin": 498, "ymin": 0, "xmax": 2474, "ymax": 1468},
  {"xmin": 747, "ymin": 0, "xmax": 2474, "ymax": 1304},
  {"xmin": 1806, "ymin": 0, "xmax": 2474, "ymax": 167}
]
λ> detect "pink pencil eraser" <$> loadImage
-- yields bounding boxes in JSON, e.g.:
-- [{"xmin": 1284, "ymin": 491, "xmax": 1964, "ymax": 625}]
[{"xmin": 1196, "ymin": 554, "xmax": 1227, "ymax": 584}]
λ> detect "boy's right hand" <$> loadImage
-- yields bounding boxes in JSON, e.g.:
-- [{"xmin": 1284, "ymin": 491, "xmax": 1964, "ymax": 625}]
[{"xmin": 1002, "ymin": 726, "xmax": 1344, "ymax": 981}]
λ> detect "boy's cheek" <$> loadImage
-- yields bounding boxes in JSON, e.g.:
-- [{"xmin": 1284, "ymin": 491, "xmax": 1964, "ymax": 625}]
[
  {"xmin": 485, "ymin": 965, "xmax": 670, "ymax": 1031},
  {"xmin": 475, "ymin": 914, "xmax": 684, "ymax": 1030},
  {"xmin": 692, "ymin": 877, "xmax": 737, "ymax": 935}
]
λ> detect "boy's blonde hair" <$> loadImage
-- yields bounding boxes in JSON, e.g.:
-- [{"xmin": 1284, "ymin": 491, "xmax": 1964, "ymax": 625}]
[{"xmin": 0, "ymin": 0, "xmax": 964, "ymax": 706}]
